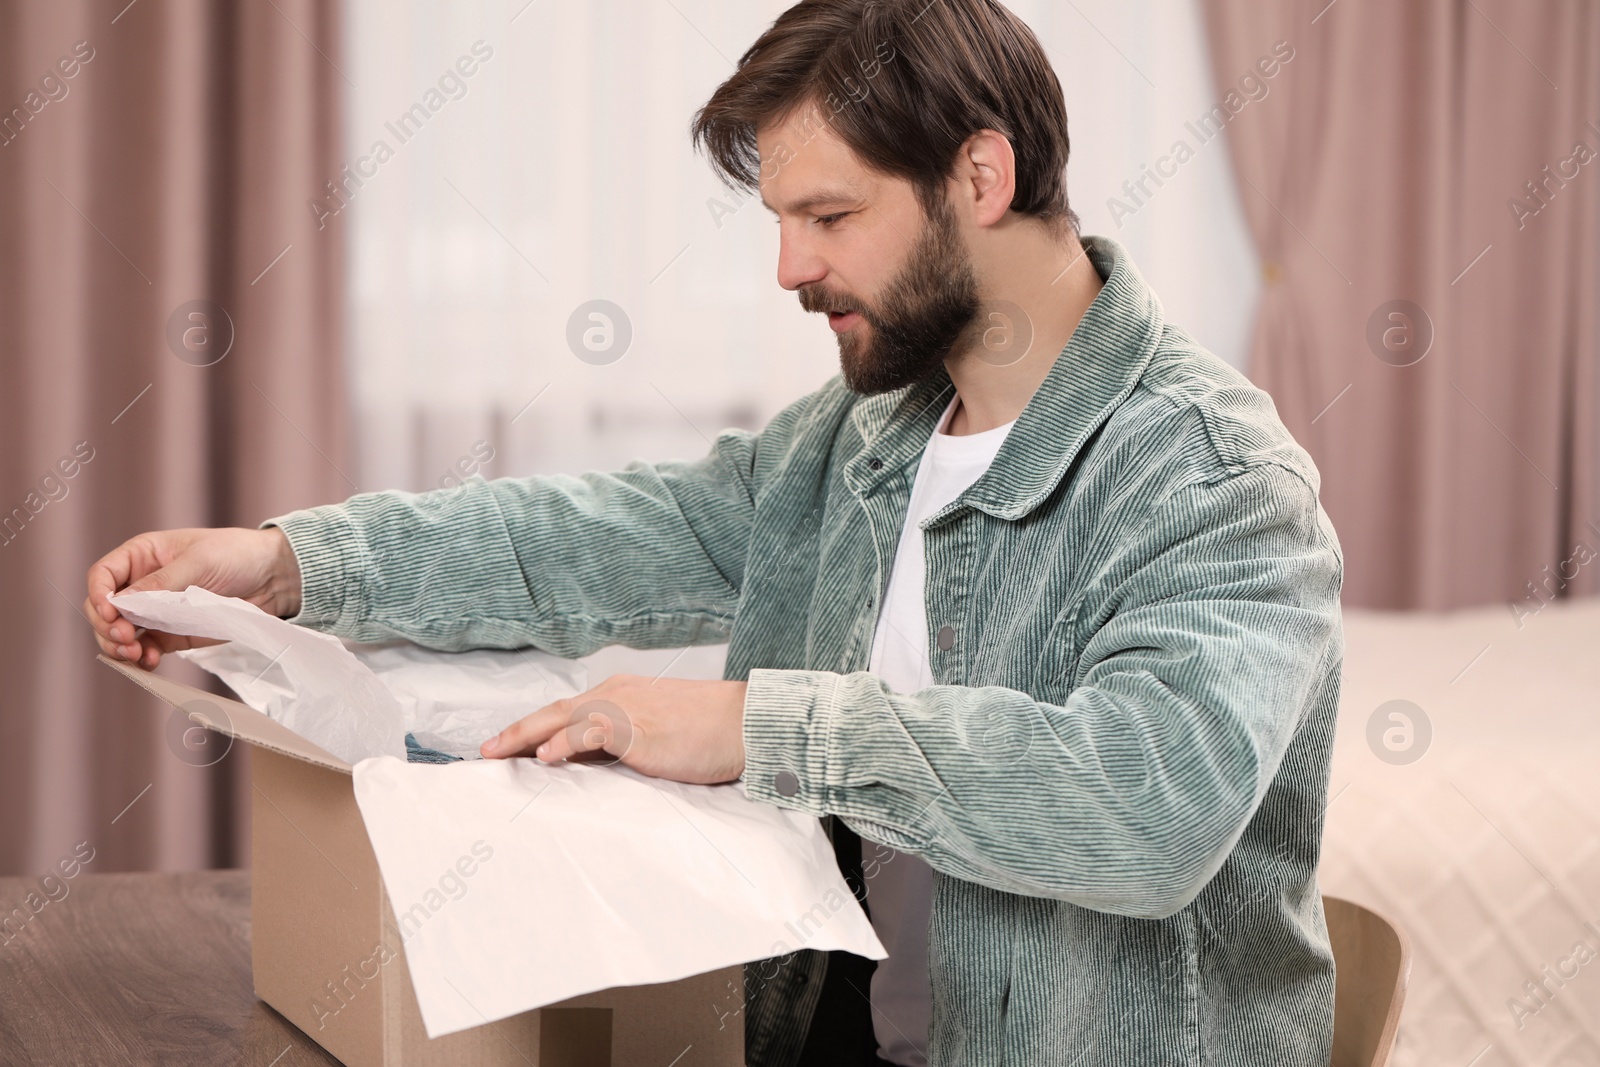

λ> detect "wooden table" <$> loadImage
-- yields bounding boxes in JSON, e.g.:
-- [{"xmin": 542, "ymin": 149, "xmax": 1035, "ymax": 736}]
[{"xmin": 0, "ymin": 870, "xmax": 340, "ymax": 1066}]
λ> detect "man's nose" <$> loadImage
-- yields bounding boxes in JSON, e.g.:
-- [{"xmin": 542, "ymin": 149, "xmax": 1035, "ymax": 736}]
[{"xmin": 776, "ymin": 230, "xmax": 827, "ymax": 292}]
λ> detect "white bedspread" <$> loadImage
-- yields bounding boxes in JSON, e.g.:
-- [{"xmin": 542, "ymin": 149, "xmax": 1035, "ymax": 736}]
[{"xmin": 1322, "ymin": 596, "xmax": 1600, "ymax": 1067}]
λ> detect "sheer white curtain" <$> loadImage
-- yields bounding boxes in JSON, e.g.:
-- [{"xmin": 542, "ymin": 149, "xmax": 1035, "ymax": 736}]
[{"xmin": 339, "ymin": 0, "xmax": 1259, "ymax": 675}]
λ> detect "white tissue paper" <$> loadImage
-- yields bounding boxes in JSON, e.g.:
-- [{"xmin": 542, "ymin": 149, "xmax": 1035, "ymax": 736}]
[
  {"xmin": 106, "ymin": 585, "xmax": 887, "ymax": 1036},
  {"xmin": 339, "ymin": 638, "xmax": 588, "ymax": 759},
  {"xmin": 110, "ymin": 586, "xmax": 411, "ymax": 764},
  {"xmin": 108, "ymin": 586, "xmax": 588, "ymax": 762},
  {"xmin": 354, "ymin": 755, "xmax": 887, "ymax": 1037}
]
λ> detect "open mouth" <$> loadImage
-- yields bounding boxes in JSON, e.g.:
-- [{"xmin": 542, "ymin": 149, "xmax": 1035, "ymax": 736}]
[{"xmin": 827, "ymin": 310, "xmax": 862, "ymax": 332}]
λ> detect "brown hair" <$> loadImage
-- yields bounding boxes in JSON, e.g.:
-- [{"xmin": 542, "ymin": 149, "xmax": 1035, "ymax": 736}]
[{"xmin": 690, "ymin": 0, "xmax": 1079, "ymax": 234}]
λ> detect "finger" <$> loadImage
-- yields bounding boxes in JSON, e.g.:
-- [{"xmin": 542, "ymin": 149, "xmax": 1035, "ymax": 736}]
[
  {"xmin": 88, "ymin": 610, "xmax": 146, "ymax": 662},
  {"xmin": 532, "ymin": 722, "xmax": 578, "ymax": 763},
  {"xmin": 103, "ymin": 621, "xmax": 155, "ymax": 663},
  {"xmin": 480, "ymin": 699, "xmax": 574, "ymax": 759},
  {"xmin": 85, "ymin": 594, "xmax": 122, "ymax": 651},
  {"xmin": 104, "ymin": 636, "xmax": 163, "ymax": 672},
  {"xmin": 91, "ymin": 615, "xmax": 218, "ymax": 665},
  {"xmin": 90, "ymin": 623, "xmax": 134, "ymax": 661},
  {"xmin": 533, "ymin": 708, "xmax": 623, "ymax": 764},
  {"xmin": 87, "ymin": 565, "xmax": 136, "ymax": 650},
  {"xmin": 88, "ymin": 620, "xmax": 144, "ymax": 662},
  {"xmin": 87, "ymin": 548, "xmax": 155, "ymax": 648},
  {"xmin": 91, "ymin": 625, "xmax": 154, "ymax": 668},
  {"xmin": 85, "ymin": 549, "xmax": 137, "ymax": 623},
  {"xmin": 570, "ymin": 699, "xmax": 634, "ymax": 763}
]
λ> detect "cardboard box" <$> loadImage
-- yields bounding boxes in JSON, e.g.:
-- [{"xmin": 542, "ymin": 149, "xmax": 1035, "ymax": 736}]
[{"xmin": 99, "ymin": 653, "xmax": 745, "ymax": 1067}]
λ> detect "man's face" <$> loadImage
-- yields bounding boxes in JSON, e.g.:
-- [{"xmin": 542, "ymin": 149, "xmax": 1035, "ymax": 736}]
[{"xmin": 757, "ymin": 107, "xmax": 980, "ymax": 394}]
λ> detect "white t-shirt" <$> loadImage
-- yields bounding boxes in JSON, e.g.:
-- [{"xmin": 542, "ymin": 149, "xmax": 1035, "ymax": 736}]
[{"xmin": 864, "ymin": 393, "xmax": 1016, "ymax": 1067}]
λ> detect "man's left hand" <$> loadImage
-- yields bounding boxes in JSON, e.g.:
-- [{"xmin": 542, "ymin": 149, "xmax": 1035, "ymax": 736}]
[{"xmin": 479, "ymin": 675, "xmax": 748, "ymax": 785}]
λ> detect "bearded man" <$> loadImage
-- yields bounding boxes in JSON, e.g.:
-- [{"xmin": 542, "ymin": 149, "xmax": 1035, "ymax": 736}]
[{"xmin": 87, "ymin": 2, "xmax": 1344, "ymax": 1064}]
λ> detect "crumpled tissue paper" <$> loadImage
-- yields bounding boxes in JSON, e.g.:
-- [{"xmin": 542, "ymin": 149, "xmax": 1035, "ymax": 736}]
[
  {"xmin": 106, "ymin": 584, "xmax": 887, "ymax": 1036},
  {"xmin": 109, "ymin": 586, "xmax": 588, "ymax": 763}
]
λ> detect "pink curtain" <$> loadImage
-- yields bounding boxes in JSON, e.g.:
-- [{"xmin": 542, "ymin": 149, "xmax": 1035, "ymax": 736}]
[
  {"xmin": 1200, "ymin": 0, "xmax": 1600, "ymax": 610},
  {"xmin": 0, "ymin": 0, "xmax": 351, "ymax": 875}
]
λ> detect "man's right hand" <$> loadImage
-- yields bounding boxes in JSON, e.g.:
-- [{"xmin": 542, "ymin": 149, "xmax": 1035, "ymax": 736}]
[{"xmin": 84, "ymin": 527, "xmax": 303, "ymax": 671}]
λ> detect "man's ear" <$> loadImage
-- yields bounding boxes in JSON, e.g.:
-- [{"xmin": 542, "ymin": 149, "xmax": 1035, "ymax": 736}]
[{"xmin": 959, "ymin": 128, "xmax": 1016, "ymax": 228}]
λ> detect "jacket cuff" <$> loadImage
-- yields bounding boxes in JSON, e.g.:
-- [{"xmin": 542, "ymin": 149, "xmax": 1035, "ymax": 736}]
[
  {"xmin": 741, "ymin": 668, "xmax": 840, "ymax": 815},
  {"xmin": 258, "ymin": 506, "xmax": 362, "ymax": 629}
]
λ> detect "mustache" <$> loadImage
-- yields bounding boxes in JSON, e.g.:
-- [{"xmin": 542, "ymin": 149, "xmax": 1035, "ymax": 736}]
[{"xmin": 798, "ymin": 287, "xmax": 864, "ymax": 316}]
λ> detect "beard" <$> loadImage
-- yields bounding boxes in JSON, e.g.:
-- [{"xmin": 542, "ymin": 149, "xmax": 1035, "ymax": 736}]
[{"xmin": 798, "ymin": 192, "xmax": 980, "ymax": 395}]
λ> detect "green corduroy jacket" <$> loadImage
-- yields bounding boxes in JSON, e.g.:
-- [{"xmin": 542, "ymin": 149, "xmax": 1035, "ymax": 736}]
[{"xmin": 265, "ymin": 235, "xmax": 1345, "ymax": 1066}]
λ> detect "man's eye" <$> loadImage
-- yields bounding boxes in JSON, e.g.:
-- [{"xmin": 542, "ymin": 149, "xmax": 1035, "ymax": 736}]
[{"xmin": 816, "ymin": 213, "xmax": 846, "ymax": 226}]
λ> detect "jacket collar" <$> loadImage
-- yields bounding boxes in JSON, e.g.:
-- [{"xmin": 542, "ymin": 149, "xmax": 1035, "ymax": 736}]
[{"xmin": 844, "ymin": 235, "xmax": 1164, "ymax": 521}]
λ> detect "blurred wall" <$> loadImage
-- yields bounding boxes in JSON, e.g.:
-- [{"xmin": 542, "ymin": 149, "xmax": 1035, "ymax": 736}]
[{"xmin": 335, "ymin": 0, "xmax": 1259, "ymax": 491}]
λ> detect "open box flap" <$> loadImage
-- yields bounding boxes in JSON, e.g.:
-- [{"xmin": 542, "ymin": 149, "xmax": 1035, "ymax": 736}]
[{"xmin": 97, "ymin": 653, "xmax": 352, "ymax": 775}]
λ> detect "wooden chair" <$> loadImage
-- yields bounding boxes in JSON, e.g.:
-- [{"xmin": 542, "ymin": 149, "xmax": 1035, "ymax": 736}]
[{"xmin": 1325, "ymin": 895, "xmax": 1412, "ymax": 1067}]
